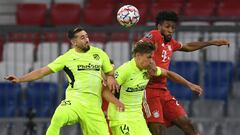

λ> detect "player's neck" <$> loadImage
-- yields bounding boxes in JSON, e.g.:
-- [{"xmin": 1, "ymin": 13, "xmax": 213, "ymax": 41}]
[{"xmin": 75, "ymin": 47, "xmax": 86, "ymax": 53}]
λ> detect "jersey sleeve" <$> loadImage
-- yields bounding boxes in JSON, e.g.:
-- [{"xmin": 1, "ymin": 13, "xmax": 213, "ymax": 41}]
[
  {"xmin": 101, "ymin": 50, "xmax": 113, "ymax": 73},
  {"xmin": 172, "ymin": 40, "xmax": 183, "ymax": 51},
  {"xmin": 47, "ymin": 55, "xmax": 65, "ymax": 73},
  {"xmin": 114, "ymin": 65, "xmax": 128, "ymax": 85}
]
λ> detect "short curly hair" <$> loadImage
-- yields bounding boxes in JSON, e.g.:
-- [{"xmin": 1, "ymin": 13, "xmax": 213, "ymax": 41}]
[{"xmin": 155, "ymin": 11, "xmax": 178, "ymax": 27}]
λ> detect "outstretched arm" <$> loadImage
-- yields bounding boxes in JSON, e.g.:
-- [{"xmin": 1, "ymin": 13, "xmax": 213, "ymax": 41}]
[
  {"xmin": 4, "ymin": 66, "xmax": 53, "ymax": 83},
  {"xmin": 160, "ymin": 68, "xmax": 203, "ymax": 95},
  {"xmin": 179, "ymin": 39, "xmax": 230, "ymax": 52},
  {"xmin": 102, "ymin": 86, "xmax": 124, "ymax": 112}
]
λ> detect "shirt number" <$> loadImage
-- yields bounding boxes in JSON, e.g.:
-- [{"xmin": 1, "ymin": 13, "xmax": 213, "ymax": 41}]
[{"xmin": 161, "ymin": 50, "xmax": 168, "ymax": 62}]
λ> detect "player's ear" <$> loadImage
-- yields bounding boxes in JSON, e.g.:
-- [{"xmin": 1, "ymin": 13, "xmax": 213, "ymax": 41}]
[{"xmin": 70, "ymin": 39, "xmax": 76, "ymax": 46}]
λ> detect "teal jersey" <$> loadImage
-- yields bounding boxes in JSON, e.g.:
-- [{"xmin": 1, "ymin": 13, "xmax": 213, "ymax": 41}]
[
  {"xmin": 108, "ymin": 59, "xmax": 162, "ymax": 121},
  {"xmin": 48, "ymin": 46, "xmax": 113, "ymax": 106}
]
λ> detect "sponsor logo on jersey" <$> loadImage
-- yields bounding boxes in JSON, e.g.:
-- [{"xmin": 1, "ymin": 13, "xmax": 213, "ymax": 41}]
[
  {"xmin": 126, "ymin": 84, "xmax": 145, "ymax": 92},
  {"xmin": 77, "ymin": 63, "xmax": 100, "ymax": 71}
]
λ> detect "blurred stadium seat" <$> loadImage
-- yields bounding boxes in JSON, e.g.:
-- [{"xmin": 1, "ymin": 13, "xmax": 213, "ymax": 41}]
[
  {"xmin": 87, "ymin": 0, "xmax": 114, "ymax": 6},
  {"xmin": 168, "ymin": 61, "xmax": 199, "ymax": 100},
  {"xmin": 238, "ymin": 63, "xmax": 240, "ymax": 80},
  {"xmin": 204, "ymin": 61, "xmax": 233, "ymax": 100},
  {"xmin": 0, "ymin": 82, "xmax": 21, "ymax": 117},
  {"xmin": 149, "ymin": 1, "xmax": 183, "ymax": 22},
  {"xmin": 16, "ymin": 3, "xmax": 47, "ymax": 26},
  {"xmin": 105, "ymin": 32, "xmax": 132, "ymax": 67},
  {"xmin": 195, "ymin": 121, "xmax": 220, "ymax": 135},
  {"xmin": 0, "ymin": 62, "xmax": 32, "ymax": 82},
  {"xmin": 25, "ymin": 82, "xmax": 58, "ymax": 117},
  {"xmin": 227, "ymin": 99, "xmax": 240, "ymax": 117},
  {"xmin": 221, "ymin": 120, "xmax": 240, "ymax": 135},
  {"xmin": 184, "ymin": 1, "xmax": 215, "ymax": 17},
  {"xmin": 3, "ymin": 41, "xmax": 34, "ymax": 63},
  {"xmin": 217, "ymin": 1, "xmax": 240, "ymax": 17},
  {"xmin": 50, "ymin": 3, "xmax": 81, "ymax": 25},
  {"xmin": 83, "ymin": 3, "xmax": 114, "ymax": 26},
  {"xmin": 0, "ymin": 35, "xmax": 4, "ymax": 61},
  {"xmin": 192, "ymin": 99, "xmax": 225, "ymax": 118},
  {"xmin": 232, "ymin": 82, "xmax": 240, "ymax": 99}
]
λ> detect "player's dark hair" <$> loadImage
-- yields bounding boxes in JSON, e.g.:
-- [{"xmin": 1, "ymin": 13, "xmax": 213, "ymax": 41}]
[
  {"xmin": 133, "ymin": 42, "xmax": 155, "ymax": 56},
  {"xmin": 155, "ymin": 11, "xmax": 178, "ymax": 27},
  {"xmin": 68, "ymin": 26, "xmax": 84, "ymax": 40}
]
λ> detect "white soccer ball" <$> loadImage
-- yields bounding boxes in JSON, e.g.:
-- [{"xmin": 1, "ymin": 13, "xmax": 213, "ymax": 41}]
[{"xmin": 117, "ymin": 5, "xmax": 140, "ymax": 27}]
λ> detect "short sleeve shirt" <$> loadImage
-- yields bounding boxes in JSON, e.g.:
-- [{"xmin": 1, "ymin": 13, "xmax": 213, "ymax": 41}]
[
  {"xmin": 108, "ymin": 59, "xmax": 162, "ymax": 121},
  {"xmin": 48, "ymin": 46, "xmax": 113, "ymax": 105}
]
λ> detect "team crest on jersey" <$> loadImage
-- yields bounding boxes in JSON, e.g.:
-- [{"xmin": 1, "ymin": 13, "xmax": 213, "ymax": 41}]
[
  {"xmin": 144, "ymin": 32, "xmax": 152, "ymax": 39},
  {"xmin": 153, "ymin": 110, "xmax": 160, "ymax": 118},
  {"xmin": 93, "ymin": 54, "xmax": 100, "ymax": 60}
]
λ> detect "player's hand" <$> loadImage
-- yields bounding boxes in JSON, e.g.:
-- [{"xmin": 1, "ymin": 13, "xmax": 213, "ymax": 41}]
[
  {"xmin": 115, "ymin": 100, "xmax": 125, "ymax": 112},
  {"xmin": 188, "ymin": 83, "xmax": 203, "ymax": 96},
  {"xmin": 147, "ymin": 60, "xmax": 157, "ymax": 77},
  {"xmin": 106, "ymin": 76, "xmax": 119, "ymax": 94},
  {"xmin": 4, "ymin": 75, "xmax": 20, "ymax": 83},
  {"xmin": 208, "ymin": 39, "xmax": 230, "ymax": 47}
]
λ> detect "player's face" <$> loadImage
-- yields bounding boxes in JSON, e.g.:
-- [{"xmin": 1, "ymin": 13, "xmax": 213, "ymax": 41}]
[
  {"xmin": 136, "ymin": 52, "xmax": 154, "ymax": 69},
  {"xmin": 158, "ymin": 20, "xmax": 176, "ymax": 42},
  {"xmin": 73, "ymin": 30, "xmax": 90, "ymax": 52}
]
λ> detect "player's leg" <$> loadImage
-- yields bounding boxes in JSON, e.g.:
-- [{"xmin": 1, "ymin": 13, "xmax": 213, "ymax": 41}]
[
  {"xmin": 147, "ymin": 122, "xmax": 166, "ymax": 135},
  {"xmin": 79, "ymin": 105, "xmax": 110, "ymax": 135},
  {"xmin": 163, "ymin": 95, "xmax": 199, "ymax": 135},
  {"xmin": 172, "ymin": 116, "xmax": 199, "ymax": 135},
  {"xmin": 46, "ymin": 100, "xmax": 79, "ymax": 135},
  {"xmin": 143, "ymin": 95, "xmax": 166, "ymax": 135}
]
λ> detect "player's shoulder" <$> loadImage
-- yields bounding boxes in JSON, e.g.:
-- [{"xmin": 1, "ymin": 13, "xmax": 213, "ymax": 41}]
[
  {"xmin": 149, "ymin": 30, "xmax": 161, "ymax": 37},
  {"xmin": 89, "ymin": 45, "xmax": 105, "ymax": 53},
  {"xmin": 59, "ymin": 48, "xmax": 74, "ymax": 57},
  {"xmin": 170, "ymin": 38, "xmax": 180, "ymax": 44},
  {"xmin": 117, "ymin": 61, "xmax": 132, "ymax": 71}
]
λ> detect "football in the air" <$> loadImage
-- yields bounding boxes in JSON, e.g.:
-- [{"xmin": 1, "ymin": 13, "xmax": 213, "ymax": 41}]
[{"xmin": 117, "ymin": 5, "xmax": 140, "ymax": 27}]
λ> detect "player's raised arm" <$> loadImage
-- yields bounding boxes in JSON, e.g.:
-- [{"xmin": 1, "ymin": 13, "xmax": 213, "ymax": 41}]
[
  {"xmin": 160, "ymin": 68, "xmax": 203, "ymax": 95},
  {"xmin": 4, "ymin": 66, "xmax": 53, "ymax": 83},
  {"xmin": 179, "ymin": 39, "xmax": 230, "ymax": 52}
]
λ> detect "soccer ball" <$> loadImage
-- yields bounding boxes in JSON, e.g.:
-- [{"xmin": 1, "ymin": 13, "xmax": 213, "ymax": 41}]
[{"xmin": 117, "ymin": 5, "xmax": 140, "ymax": 27}]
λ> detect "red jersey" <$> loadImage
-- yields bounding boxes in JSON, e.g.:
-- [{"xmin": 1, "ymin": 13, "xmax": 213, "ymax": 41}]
[{"xmin": 140, "ymin": 30, "xmax": 182, "ymax": 96}]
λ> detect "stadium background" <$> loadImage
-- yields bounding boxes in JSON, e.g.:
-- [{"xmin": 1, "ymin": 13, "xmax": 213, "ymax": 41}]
[{"xmin": 0, "ymin": 0, "xmax": 240, "ymax": 135}]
